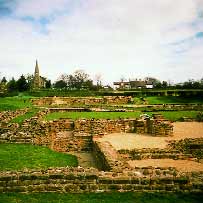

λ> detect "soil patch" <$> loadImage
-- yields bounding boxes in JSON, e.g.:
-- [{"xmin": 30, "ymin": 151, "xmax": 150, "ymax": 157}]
[
  {"xmin": 99, "ymin": 122, "xmax": 203, "ymax": 150},
  {"xmin": 128, "ymin": 159, "xmax": 203, "ymax": 172}
]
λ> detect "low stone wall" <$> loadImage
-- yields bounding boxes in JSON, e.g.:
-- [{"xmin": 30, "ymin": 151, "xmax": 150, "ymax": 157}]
[
  {"xmin": 0, "ymin": 109, "xmax": 28, "ymax": 129},
  {"xmin": 74, "ymin": 119, "xmax": 136, "ymax": 135},
  {"xmin": 168, "ymin": 138, "xmax": 203, "ymax": 160},
  {"xmin": 0, "ymin": 167, "xmax": 202, "ymax": 193},
  {"xmin": 31, "ymin": 96, "xmax": 133, "ymax": 106},
  {"xmin": 51, "ymin": 132, "xmax": 93, "ymax": 152},
  {"xmin": 146, "ymin": 114, "xmax": 173, "ymax": 136},
  {"xmin": 118, "ymin": 148, "xmax": 195, "ymax": 161},
  {"xmin": 92, "ymin": 139, "xmax": 129, "ymax": 171},
  {"xmin": 74, "ymin": 117, "xmax": 173, "ymax": 137},
  {"xmin": 0, "ymin": 115, "xmax": 173, "ymax": 154}
]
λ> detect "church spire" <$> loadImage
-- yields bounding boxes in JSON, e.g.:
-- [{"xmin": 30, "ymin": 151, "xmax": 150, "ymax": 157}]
[
  {"xmin": 35, "ymin": 59, "xmax": 39, "ymax": 75},
  {"xmin": 33, "ymin": 59, "xmax": 41, "ymax": 89}
]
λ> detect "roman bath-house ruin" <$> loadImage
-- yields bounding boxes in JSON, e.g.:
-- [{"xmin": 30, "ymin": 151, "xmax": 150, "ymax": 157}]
[{"xmin": 0, "ymin": 96, "xmax": 203, "ymax": 193}]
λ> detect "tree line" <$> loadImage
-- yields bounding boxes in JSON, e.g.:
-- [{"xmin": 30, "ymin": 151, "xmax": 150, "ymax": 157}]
[
  {"xmin": 0, "ymin": 70, "xmax": 203, "ymax": 94},
  {"xmin": 0, "ymin": 70, "xmax": 104, "ymax": 93}
]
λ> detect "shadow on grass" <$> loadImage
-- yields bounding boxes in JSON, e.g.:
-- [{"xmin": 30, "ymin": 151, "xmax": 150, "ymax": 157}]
[{"xmin": 0, "ymin": 192, "xmax": 203, "ymax": 203}]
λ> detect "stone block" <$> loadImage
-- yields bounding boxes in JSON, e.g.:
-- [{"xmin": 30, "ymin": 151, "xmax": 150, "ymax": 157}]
[{"xmin": 108, "ymin": 184, "xmax": 121, "ymax": 190}]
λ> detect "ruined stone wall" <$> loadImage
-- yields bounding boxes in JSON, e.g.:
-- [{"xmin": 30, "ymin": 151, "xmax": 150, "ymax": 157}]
[
  {"xmin": 92, "ymin": 138, "xmax": 130, "ymax": 172},
  {"xmin": 118, "ymin": 148, "xmax": 195, "ymax": 161},
  {"xmin": 0, "ymin": 109, "xmax": 28, "ymax": 129},
  {"xmin": 74, "ymin": 118, "xmax": 173, "ymax": 137},
  {"xmin": 144, "ymin": 104, "xmax": 203, "ymax": 111},
  {"xmin": 0, "ymin": 167, "xmax": 202, "ymax": 193},
  {"xmin": 51, "ymin": 132, "xmax": 93, "ymax": 152},
  {"xmin": 74, "ymin": 119, "xmax": 136, "ymax": 136},
  {"xmin": 31, "ymin": 96, "xmax": 132, "ymax": 106},
  {"xmin": 0, "ymin": 115, "xmax": 173, "ymax": 153},
  {"xmin": 168, "ymin": 138, "xmax": 203, "ymax": 160}
]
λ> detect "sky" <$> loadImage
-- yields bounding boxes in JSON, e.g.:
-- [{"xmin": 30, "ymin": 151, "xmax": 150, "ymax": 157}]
[{"xmin": 0, "ymin": 0, "xmax": 203, "ymax": 85}]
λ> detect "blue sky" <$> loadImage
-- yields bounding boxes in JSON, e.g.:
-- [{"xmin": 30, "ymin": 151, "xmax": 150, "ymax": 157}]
[{"xmin": 0, "ymin": 0, "xmax": 203, "ymax": 85}]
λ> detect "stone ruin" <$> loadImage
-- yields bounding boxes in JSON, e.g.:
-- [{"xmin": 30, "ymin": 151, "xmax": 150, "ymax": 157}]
[
  {"xmin": 0, "ymin": 96, "xmax": 203, "ymax": 194},
  {"xmin": 31, "ymin": 96, "xmax": 133, "ymax": 106}
]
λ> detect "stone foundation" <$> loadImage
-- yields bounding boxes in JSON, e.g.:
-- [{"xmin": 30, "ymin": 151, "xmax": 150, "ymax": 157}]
[
  {"xmin": 0, "ymin": 167, "xmax": 202, "ymax": 193},
  {"xmin": 31, "ymin": 96, "xmax": 133, "ymax": 106}
]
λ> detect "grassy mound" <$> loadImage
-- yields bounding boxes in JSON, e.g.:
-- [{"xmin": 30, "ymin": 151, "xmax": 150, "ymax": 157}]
[{"xmin": 0, "ymin": 143, "xmax": 78, "ymax": 171}]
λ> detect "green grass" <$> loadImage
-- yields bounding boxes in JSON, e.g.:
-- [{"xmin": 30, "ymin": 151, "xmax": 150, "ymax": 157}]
[
  {"xmin": 45, "ymin": 111, "xmax": 142, "ymax": 121},
  {"xmin": 0, "ymin": 96, "xmax": 34, "ymax": 111},
  {"xmin": 10, "ymin": 108, "xmax": 39, "ymax": 124},
  {"xmin": 146, "ymin": 96, "xmax": 203, "ymax": 104},
  {"xmin": 0, "ymin": 192, "xmax": 202, "ymax": 203},
  {"xmin": 0, "ymin": 143, "xmax": 78, "ymax": 171},
  {"xmin": 44, "ymin": 111, "xmax": 199, "ymax": 122},
  {"xmin": 159, "ymin": 111, "xmax": 198, "ymax": 121}
]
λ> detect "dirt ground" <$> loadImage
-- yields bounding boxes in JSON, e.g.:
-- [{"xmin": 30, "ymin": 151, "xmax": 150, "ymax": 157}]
[
  {"xmin": 99, "ymin": 122, "xmax": 203, "ymax": 150},
  {"xmin": 128, "ymin": 159, "xmax": 203, "ymax": 172},
  {"xmin": 98, "ymin": 122, "xmax": 203, "ymax": 172}
]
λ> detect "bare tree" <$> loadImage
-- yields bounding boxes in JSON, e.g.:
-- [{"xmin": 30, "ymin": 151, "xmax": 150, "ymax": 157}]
[{"xmin": 94, "ymin": 73, "xmax": 102, "ymax": 86}]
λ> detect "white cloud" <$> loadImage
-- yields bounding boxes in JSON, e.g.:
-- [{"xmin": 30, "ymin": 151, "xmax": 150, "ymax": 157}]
[{"xmin": 0, "ymin": 0, "xmax": 203, "ymax": 84}]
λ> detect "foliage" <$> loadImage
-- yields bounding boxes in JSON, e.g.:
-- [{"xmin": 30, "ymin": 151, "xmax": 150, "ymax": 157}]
[
  {"xmin": 25, "ymin": 74, "xmax": 34, "ymax": 90},
  {"xmin": 0, "ymin": 192, "xmax": 202, "ymax": 203},
  {"xmin": 56, "ymin": 70, "xmax": 94, "ymax": 90},
  {"xmin": 1, "ymin": 76, "xmax": 7, "ymax": 83},
  {"xmin": 54, "ymin": 80, "xmax": 67, "ymax": 89},
  {"xmin": 16, "ymin": 75, "xmax": 29, "ymax": 92},
  {"xmin": 174, "ymin": 78, "xmax": 203, "ymax": 89},
  {"xmin": 0, "ymin": 143, "xmax": 78, "ymax": 171},
  {"xmin": 7, "ymin": 77, "xmax": 17, "ymax": 92},
  {"xmin": 45, "ymin": 79, "xmax": 51, "ymax": 88}
]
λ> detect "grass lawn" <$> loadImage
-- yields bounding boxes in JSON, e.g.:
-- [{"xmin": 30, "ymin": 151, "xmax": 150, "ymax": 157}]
[
  {"xmin": 44, "ymin": 111, "xmax": 199, "ymax": 122},
  {"xmin": 45, "ymin": 111, "xmax": 142, "ymax": 121},
  {"xmin": 159, "ymin": 111, "xmax": 198, "ymax": 121},
  {"xmin": 0, "ymin": 96, "xmax": 34, "ymax": 111},
  {"xmin": 10, "ymin": 108, "xmax": 39, "ymax": 124},
  {"xmin": 0, "ymin": 192, "xmax": 202, "ymax": 203},
  {"xmin": 145, "ymin": 96, "xmax": 203, "ymax": 104},
  {"xmin": 0, "ymin": 143, "xmax": 78, "ymax": 171}
]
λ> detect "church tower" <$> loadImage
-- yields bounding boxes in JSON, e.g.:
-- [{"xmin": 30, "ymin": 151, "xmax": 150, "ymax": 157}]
[{"xmin": 33, "ymin": 60, "xmax": 42, "ymax": 89}]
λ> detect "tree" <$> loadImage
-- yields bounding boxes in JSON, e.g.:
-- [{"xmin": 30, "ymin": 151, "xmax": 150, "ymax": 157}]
[
  {"xmin": 1, "ymin": 76, "xmax": 7, "ymax": 83},
  {"xmin": 162, "ymin": 81, "xmax": 168, "ymax": 88},
  {"xmin": 72, "ymin": 70, "xmax": 89, "ymax": 89},
  {"xmin": 54, "ymin": 80, "xmax": 67, "ymax": 89},
  {"xmin": 25, "ymin": 74, "xmax": 34, "ymax": 90},
  {"xmin": 45, "ymin": 80, "xmax": 51, "ymax": 88},
  {"xmin": 65, "ymin": 70, "xmax": 92, "ymax": 89},
  {"xmin": 7, "ymin": 77, "xmax": 17, "ymax": 92},
  {"xmin": 16, "ymin": 75, "xmax": 29, "ymax": 92},
  {"xmin": 94, "ymin": 73, "xmax": 102, "ymax": 86},
  {"xmin": 120, "ymin": 75, "xmax": 126, "ymax": 82}
]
